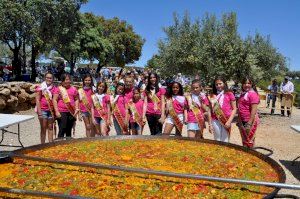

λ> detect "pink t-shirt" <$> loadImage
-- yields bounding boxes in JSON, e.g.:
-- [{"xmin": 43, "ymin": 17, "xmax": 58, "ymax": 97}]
[
  {"xmin": 187, "ymin": 94, "xmax": 205, "ymax": 123},
  {"xmin": 36, "ymin": 85, "xmax": 56, "ymax": 111},
  {"xmin": 212, "ymin": 92, "xmax": 235, "ymax": 120},
  {"xmin": 54, "ymin": 86, "xmax": 78, "ymax": 113},
  {"xmin": 144, "ymin": 88, "xmax": 166, "ymax": 115},
  {"xmin": 93, "ymin": 94, "xmax": 110, "ymax": 118},
  {"xmin": 168, "ymin": 96, "xmax": 187, "ymax": 114},
  {"xmin": 129, "ymin": 99, "xmax": 144, "ymax": 123},
  {"xmin": 113, "ymin": 95, "xmax": 127, "ymax": 118},
  {"xmin": 238, "ymin": 90, "xmax": 260, "ymax": 122},
  {"xmin": 124, "ymin": 88, "xmax": 133, "ymax": 102},
  {"xmin": 79, "ymin": 88, "xmax": 93, "ymax": 113}
]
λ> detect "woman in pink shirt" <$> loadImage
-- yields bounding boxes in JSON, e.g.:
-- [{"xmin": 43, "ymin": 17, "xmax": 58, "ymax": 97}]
[
  {"xmin": 35, "ymin": 72, "xmax": 56, "ymax": 143},
  {"xmin": 143, "ymin": 73, "xmax": 166, "ymax": 135},
  {"xmin": 53, "ymin": 73, "xmax": 79, "ymax": 138},
  {"xmin": 186, "ymin": 79, "xmax": 212, "ymax": 138},
  {"xmin": 78, "ymin": 74, "xmax": 95, "ymax": 137},
  {"xmin": 91, "ymin": 81, "xmax": 111, "ymax": 136},
  {"xmin": 237, "ymin": 77, "xmax": 260, "ymax": 148},
  {"xmin": 210, "ymin": 77, "xmax": 237, "ymax": 142},
  {"xmin": 128, "ymin": 88, "xmax": 146, "ymax": 135},
  {"xmin": 163, "ymin": 81, "xmax": 188, "ymax": 136},
  {"xmin": 111, "ymin": 83, "xmax": 129, "ymax": 135}
]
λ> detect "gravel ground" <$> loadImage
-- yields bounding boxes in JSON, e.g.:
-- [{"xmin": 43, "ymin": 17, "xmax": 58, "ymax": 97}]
[{"xmin": 1, "ymin": 105, "xmax": 299, "ymax": 197}]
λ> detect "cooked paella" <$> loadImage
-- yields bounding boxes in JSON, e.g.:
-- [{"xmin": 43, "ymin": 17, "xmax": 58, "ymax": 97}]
[{"xmin": 0, "ymin": 138, "xmax": 282, "ymax": 198}]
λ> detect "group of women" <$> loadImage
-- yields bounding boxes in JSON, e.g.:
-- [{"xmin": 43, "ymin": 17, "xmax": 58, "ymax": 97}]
[{"xmin": 35, "ymin": 71, "xmax": 260, "ymax": 148}]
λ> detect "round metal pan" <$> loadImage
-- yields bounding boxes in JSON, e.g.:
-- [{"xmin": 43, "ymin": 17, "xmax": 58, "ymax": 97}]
[{"xmin": 2, "ymin": 135, "xmax": 287, "ymax": 198}]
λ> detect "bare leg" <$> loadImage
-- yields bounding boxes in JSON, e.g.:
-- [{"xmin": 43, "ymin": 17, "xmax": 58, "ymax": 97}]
[
  {"xmin": 94, "ymin": 123, "xmax": 101, "ymax": 136},
  {"xmin": 131, "ymin": 129, "xmax": 138, "ymax": 135},
  {"xmin": 83, "ymin": 116, "xmax": 92, "ymax": 137},
  {"xmin": 100, "ymin": 122, "xmax": 109, "ymax": 136},
  {"xmin": 163, "ymin": 123, "xmax": 174, "ymax": 136},
  {"xmin": 188, "ymin": 130, "xmax": 196, "ymax": 138},
  {"xmin": 47, "ymin": 118, "xmax": 54, "ymax": 142},
  {"xmin": 89, "ymin": 116, "xmax": 96, "ymax": 137},
  {"xmin": 41, "ymin": 118, "xmax": 47, "ymax": 144}
]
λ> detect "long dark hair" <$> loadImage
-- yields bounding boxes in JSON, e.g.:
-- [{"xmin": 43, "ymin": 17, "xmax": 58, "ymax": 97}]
[
  {"xmin": 166, "ymin": 81, "xmax": 184, "ymax": 98},
  {"xmin": 96, "ymin": 81, "xmax": 108, "ymax": 94},
  {"xmin": 212, "ymin": 76, "xmax": 230, "ymax": 95},
  {"xmin": 115, "ymin": 82, "xmax": 125, "ymax": 95},
  {"xmin": 82, "ymin": 74, "xmax": 94, "ymax": 88},
  {"xmin": 60, "ymin": 73, "xmax": 71, "ymax": 82},
  {"xmin": 146, "ymin": 72, "xmax": 160, "ymax": 93},
  {"xmin": 241, "ymin": 77, "xmax": 257, "ymax": 93}
]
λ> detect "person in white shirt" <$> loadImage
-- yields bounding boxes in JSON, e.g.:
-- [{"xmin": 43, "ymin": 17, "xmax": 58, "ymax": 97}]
[{"xmin": 280, "ymin": 76, "xmax": 294, "ymax": 117}]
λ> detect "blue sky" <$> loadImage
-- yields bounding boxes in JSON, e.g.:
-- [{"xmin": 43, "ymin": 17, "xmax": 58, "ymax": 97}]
[{"xmin": 81, "ymin": 0, "xmax": 300, "ymax": 71}]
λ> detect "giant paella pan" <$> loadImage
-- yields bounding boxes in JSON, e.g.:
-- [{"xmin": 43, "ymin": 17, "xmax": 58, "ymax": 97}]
[{"xmin": 0, "ymin": 136, "xmax": 289, "ymax": 198}]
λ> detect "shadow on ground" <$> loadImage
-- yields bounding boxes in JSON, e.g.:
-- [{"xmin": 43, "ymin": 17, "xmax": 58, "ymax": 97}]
[{"xmin": 279, "ymin": 159, "xmax": 300, "ymax": 182}]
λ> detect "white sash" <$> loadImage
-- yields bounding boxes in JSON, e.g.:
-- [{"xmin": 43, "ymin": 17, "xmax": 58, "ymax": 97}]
[
  {"xmin": 39, "ymin": 81, "xmax": 53, "ymax": 99},
  {"xmin": 113, "ymin": 95, "xmax": 120, "ymax": 104},
  {"xmin": 216, "ymin": 91, "xmax": 224, "ymax": 107},
  {"xmin": 172, "ymin": 95, "xmax": 185, "ymax": 105},
  {"xmin": 191, "ymin": 94, "xmax": 201, "ymax": 106},
  {"xmin": 96, "ymin": 93, "xmax": 105, "ymax": 105}
]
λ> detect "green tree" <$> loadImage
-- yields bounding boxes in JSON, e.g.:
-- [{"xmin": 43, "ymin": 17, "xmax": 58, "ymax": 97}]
[
  {"xmin": 80, "ymin": 13, "xmax": 114, "ymax": 72},
  {"xmin": 157, "ymin": 12, "xmax": 200, "ymax": 76},
  {"xmin": 0, "ymin": 42, "xmax": 12, "ymax": 62},
  {"xmin": 98, "ymin": 16, "xmax": 145, "ymax": 68},
  {"xmin": 151, "ymin": 12, "xmax": 287, "ymax": 84},
  {"xmin": 0, "ymin": 0, "xmax": 33, "ymax": 80},
  {"xmin": 251, "ymin": 33, "xmax": 287, "ymax": 81},
  {"xmin": 146, "ymin": 54, "xmax": 161, "ymax": 70},
  {"xmin": 0, "ymin": 0, "xmax": 88, "ymax": 79},
  {"xmin": 49, "ymin": 0, "xmax": 88, "ymax": 75}
]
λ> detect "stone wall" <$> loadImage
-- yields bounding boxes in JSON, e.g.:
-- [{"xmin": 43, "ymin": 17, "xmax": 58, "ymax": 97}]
[{"xmin": 0, "ymin": 82, "xmax": 37, "ymax": 112}]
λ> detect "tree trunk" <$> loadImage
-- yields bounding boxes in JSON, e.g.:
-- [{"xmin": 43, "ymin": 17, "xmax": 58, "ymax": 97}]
[
  {"xmin": 22, "ymin": 40, "xmax": 26, "ymax": 74},
  {"xmin": 69, "ymin": 53, "xmax": 75, "ymax": 75},
  {"xmin": 12, "ymin": 49, "xmax": 22, "ymax": 81},
  {"xmin": 30, "ymin": 44, "xmax": 38, "ymax": 82},
  {"xmin": 96, "ymin": 62, "xmax": 104, "ymax": 74},
  {"xmin": 70, "ymin": 61, "xmax": 76, "ymax": 75}
]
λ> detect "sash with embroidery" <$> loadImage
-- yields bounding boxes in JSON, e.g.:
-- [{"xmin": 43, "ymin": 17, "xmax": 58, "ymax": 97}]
[
  {"xmin": 79, "ymin": 88, "xmax": 92, "ymax": 114},
  {"xmin": 186, "ymin": 95, "xmax": 205, "ymax": 130},
  {"xmin": 58, "ymin": 86, "xmax": 75, "ymax": 116},
  {"xmin": 167, "ymin": 98, "xmax": 183, "ymax": 133},
  {"xmin": 240, "ymin": 118, "xmax": 258, "ymax": 148},
  {"xmin": 128, "ymin": 100, "xmax": 144, "ymax": 128},
  {"xmin": 111, "ymin": 95, "xmax": 128, "ymax": 132},
  {"xmin": 238, "ymin": 90, "xmax": 259, "ymax": 148},
  {"xmin": 91, "ymin": 94, "xmax": 108, "ymax": 122},
  {"xmin": 36, "ymin": 82, "xmax": 55, "ymax": 117},
  {"xmin": 210, "ymin": 93, "xmax": 231, "ymax": 134},
  {"xmin": 43, "ymin": 89, "xmax": 55, "ymax": 118},
  {"xmin": 148, "ymin": 90, "xmax": 161, "ymax": 111}
]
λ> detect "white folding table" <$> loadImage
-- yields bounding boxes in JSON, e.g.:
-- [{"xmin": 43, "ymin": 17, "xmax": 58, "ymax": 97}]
[
  {"xmin": 290, "ymin": 125, "xmax": 300, "ymax": 165},
  {"xmin": 0, "ymin": 114, "xmax": 34, "ymax": 148}
]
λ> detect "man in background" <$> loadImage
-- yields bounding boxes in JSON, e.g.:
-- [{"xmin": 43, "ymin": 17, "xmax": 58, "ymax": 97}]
[
  {"xmin": 280, "ymin": 76, "xmax": 294, "ymax": 117},
  {"xmin": 267, "ymin": 79, "xmax": 279, "ymax": 115}
]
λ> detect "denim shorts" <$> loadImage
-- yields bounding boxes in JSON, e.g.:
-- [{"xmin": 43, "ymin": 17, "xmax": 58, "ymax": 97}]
[
  {"xmin": 130, "ymin": 122, "xmax": 141, "ymax": 131},
  {"xmin": 187, "ymin": 122, "xmax": 200, "ymax": 131},
  {"xmin": 81, "ymin": 111, "xmax": 91, "ymax": 118},
  {"xmin": 41, "ymin": 110, "xmax": 53, "ymax": 119},
  {"xmin": 94, "ymin": 117, "xmax": 105, "ymax": 125}
]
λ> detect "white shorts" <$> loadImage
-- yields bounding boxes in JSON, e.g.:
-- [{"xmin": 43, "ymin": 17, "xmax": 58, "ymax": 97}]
[
  {"xmin": 166, "ymin": 114, "xmax": 184, "ymax": 125},
  {"xmin": 187, "ymin": 122, "xmax": 200, "ymax": 131}
]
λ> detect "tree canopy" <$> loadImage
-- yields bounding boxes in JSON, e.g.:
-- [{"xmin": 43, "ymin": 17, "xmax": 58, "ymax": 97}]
[
  {"xmin": 0, "ymin": 0, "xmax": 144, "ymax": 79},
  {"xmin": 147, "ymin": 12, "xmax": 288, "ymax": 83}
]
